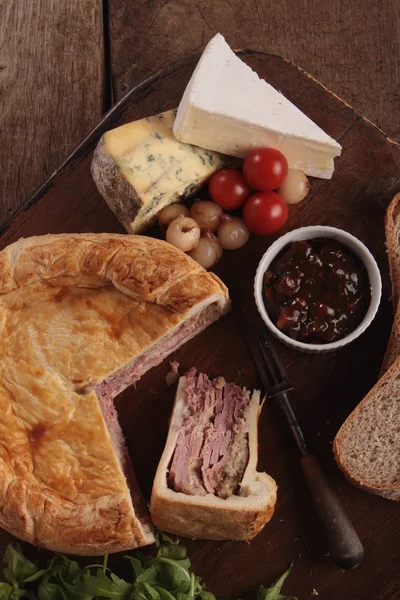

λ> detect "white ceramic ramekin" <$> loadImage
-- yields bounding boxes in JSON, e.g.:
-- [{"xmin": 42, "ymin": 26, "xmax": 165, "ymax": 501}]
[{"xmin": 254, "ymin": 226, "xmax": 382, "ymax": 353}]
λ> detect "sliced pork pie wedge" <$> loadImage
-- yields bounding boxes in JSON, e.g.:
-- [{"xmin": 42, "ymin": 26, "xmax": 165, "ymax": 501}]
[
  {"xmin": 150, "ymin": 369, "xmax": 277, "ymax": 540},
  {"xmin": 0, "ymin": 234, "xmax": 229, "ymax": 555}
]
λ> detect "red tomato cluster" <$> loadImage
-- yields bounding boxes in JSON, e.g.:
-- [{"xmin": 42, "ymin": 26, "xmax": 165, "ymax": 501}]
[{"xmin": 208, "ymin": 148, "xmax": 289, "ymax": 236}]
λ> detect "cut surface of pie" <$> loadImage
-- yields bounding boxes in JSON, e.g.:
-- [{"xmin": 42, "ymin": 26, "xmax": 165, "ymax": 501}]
[
  {"xmin": 0, "ymin": 233, "xmax": 229, "ymax": 555},
  {"xmin": 150, "ymin": 369, "xmax": 277, "ymax": 540}
]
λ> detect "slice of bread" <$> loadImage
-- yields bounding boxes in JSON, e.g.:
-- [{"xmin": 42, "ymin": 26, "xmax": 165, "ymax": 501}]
[
  {"xmin": 381, "ymin": 193, "xmax": 400, "ymax": 373},
  {"xmin": 334, "ymin": 356, "xmax": 400, "ymax": 500},
  {"xmin": 334, "ymin": 193, "xmax": 400, "ymax": 500}
]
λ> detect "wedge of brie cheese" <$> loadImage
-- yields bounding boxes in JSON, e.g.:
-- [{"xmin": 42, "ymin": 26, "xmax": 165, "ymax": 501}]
[
  {"xmin": 173, "ymin": 34, "xmax": 341, "ymax": 179},
  {"xmin": 91, "ymin": 110, "xmax": 227, "ymax": 233}
]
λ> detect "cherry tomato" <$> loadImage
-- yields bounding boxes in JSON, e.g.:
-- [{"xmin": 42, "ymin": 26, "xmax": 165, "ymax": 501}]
[
  {"xmin": 243, "ymin": 148, "xmax": 288, "ymax": 191},
  {"xmin": 243, "ymin": 191, "xmax": 288, "ymax": 236},
  {"xmin": 209, "ymin": 168, "xmax": 251, "ymax": 210}
]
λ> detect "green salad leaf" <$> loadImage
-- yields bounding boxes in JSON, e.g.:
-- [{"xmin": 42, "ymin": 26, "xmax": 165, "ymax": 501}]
[
  {"xmin": 257, "ymin": 563, "xmax": 297, "ymax": 600},
  {"xmin": 82, "ymin": 569, "xmax": 132, "ymax": 598},
  {"xmin": 0, "ymin": 533, "xmax": 295, "ymax": 600}
]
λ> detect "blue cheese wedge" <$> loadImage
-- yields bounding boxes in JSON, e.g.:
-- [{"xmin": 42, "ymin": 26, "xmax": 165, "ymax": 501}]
[
  {"xmin": 91, "ymin": 110, "xmax": 227, "ymax": 233},
  {"xmin": 173, "ymin": 34, "xmax": 341, "ymax": 179}
]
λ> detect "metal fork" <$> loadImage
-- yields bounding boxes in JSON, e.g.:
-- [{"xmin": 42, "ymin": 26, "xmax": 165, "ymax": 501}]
[{"xmin": 240, "ymin": 308, "xmax": 364, "ymax": 570}]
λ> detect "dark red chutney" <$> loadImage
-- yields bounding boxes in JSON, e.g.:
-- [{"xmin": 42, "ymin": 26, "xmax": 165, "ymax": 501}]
[{"xmin": 263, "ymin": 238, "xmax": 371, "ymax": 344}]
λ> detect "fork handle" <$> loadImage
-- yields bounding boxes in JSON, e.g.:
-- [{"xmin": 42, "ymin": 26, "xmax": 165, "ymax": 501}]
[{"xmin": 300, "ymin": 453, "xmax": 364, "ymax": 569}]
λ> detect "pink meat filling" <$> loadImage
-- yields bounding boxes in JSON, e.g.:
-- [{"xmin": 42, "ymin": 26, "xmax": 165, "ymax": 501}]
[
  {"xmin": 92, "ymin": 303, "xmax": 224, "ymax": 516},
  {"xmin": 168, "ymin": 368, "xmax": 250, "ymax": 499}
]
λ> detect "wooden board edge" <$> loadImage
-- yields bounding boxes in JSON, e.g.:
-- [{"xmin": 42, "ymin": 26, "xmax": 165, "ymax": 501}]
[
  {"xmin": 2, "ymin": 49, "xmax": 397, "ymax": 242},
  {"xmin": 294, "ymin": 62, "xmax": 400, "ymax": 149},
  {"xmin": 0, "ymin": 54, "xmax": 201, "ymax": 239}
]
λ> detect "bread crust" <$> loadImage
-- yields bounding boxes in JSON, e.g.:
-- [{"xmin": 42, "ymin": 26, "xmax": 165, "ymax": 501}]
[
  {"xmin": 381, "ymin": 193, "xmax": 400, "ymax": 374},
  {"xmin": 385, "ymin": 192, "xmax": 400, "ymax": 310},
  {"xmin": 380, "ymin": 304, "xmax": 400, "ymax": 375},
  {"xmin": 0, "ymin": 233, "xmax": 229, "ymax": 554},
  {"xmin": 334, "ymin": 357, "xmax": 400, "ymax": 501}
]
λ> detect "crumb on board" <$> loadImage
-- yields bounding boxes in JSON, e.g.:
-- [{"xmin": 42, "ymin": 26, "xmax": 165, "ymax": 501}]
[
  {"xmin": 311, "ymin": 589, "xmax": 319, "ymax": 596},
  {"xmin": 166, "ymin": 361, "xmax": 180, "ymax": 386}
]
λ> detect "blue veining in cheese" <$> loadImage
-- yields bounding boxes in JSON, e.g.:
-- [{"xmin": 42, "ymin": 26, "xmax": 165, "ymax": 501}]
[{"xmin": 97, "ymin": 110, "xmax": 226, "ymax": 232}]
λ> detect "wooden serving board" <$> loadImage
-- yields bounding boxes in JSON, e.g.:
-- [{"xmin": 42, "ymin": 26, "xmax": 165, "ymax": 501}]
[{"xmin": 1, "ymin": 52, "xmax": 400, "ymax": 600}]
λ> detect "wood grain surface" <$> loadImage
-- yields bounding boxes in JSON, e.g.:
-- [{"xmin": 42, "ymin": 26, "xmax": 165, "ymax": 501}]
[
  {"xmin": 1, "ymin": 0, "xmax": 400, "ymax": 224},
  {"xmin": 108, "ymin": 0, "xmax": 400, "ymax": 141},
  {"xmin": 0, "ymin": 52, "xmax": 399, "ymax": 600},
  {"xmin": 0, "ymin": 0, "xmax": 104, "ymax": 224}
]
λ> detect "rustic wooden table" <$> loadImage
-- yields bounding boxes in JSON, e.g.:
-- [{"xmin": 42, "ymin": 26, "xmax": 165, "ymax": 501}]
[
  {"xmin": 1, "ymin": 0, "xmax": 400, "ymax": 226},
  {"xmin": 0, "ymin": 3, "xmax": 400, "ymax": 599}
]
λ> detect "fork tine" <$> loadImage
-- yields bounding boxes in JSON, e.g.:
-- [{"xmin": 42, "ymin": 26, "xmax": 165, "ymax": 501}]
[
  {"xmin": 239, "ymin": 308, "xmax": 272, "ymax": 392},
  {"xmin": 249, "ymin": 342, "xmax": 273, "ymax": 395},
  {"xmin": 239, "ymin": 305, "xmax": 292, "ymax": 394},
  {"xmin": 262, "ymin": 332, "xmax": 289, "ymax": 383},
  {"xmin": 255, "ymin": 334, "xmax": 280, "ymax": 385}
]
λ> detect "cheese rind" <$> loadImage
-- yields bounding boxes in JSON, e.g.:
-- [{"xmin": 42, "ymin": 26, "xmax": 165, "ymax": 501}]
[
  {"xmin": 91, "ymin": 110, "xmax": 227, "ymax": 233},
  {"xmin": 173, "ymin": 34, "xmax": 342, "ymax": 179}
]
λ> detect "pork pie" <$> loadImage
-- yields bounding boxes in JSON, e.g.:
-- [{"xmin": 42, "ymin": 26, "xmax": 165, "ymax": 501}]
[
  {"xmin": 0, "ymin": 234, "xmax": 229, "ymax": 554},
  {"xmin": 150, "ymin": 369, "xmax": 277, "ymax": 540}
]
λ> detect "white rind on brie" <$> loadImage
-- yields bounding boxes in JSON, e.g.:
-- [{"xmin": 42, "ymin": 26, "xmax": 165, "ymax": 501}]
[{"xmin": 173, "ymin": 33, "xmax": 342, "ymax": 179}]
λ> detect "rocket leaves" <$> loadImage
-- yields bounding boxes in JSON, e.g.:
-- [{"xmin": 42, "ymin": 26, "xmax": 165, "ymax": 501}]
[
  {"xmin": 257, "ymin": 563, "xmax": 296, "ymax": 600},
  {"xmin": 0, "ymin": 534, "xmax": 295, "ymax": 600}
]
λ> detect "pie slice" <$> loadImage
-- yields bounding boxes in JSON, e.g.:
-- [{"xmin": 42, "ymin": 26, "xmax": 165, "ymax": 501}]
[
  {"xmin": 150, "ymin": 369, "xmax": 277, "ymax": 540},
  {"xmin": 0, "ymin": 233, "xmax": 230, "ymax": 555}
]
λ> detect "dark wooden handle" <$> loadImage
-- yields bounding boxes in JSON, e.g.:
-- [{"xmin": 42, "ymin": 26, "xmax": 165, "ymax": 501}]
[{"xmin": 300, "ymin": 453, "xmax": 364, "ymax": 569}]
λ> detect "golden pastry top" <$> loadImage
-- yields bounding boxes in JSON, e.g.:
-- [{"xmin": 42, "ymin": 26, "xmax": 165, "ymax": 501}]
[{"xmin": 0, "ymin": 233, "xmax": 228, "ymax": 554}]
